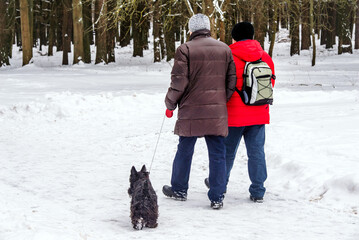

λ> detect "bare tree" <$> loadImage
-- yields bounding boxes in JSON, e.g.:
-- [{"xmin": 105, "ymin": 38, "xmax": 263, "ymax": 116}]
[
  {"xmin": 337, "ymin": 0, "xmax": 354, "ymax": 54},
  {"xmin": 62, "ymin": 0, "xmax": 72, "ymax": 65},
  {"xmin": 0, "ymin": 1, "xmax": 9, "ymax": 66},
  {"xmin": 106, "ymin": 0, "xmax": 117, "ymax": 63},
  {"xmin": 153, "ymin": 0, "xmax": 162, "ymax": 62},
  {"xmin": 20, "ymin": 0, "xmax": 33, "ymax": 66},
  {"xmin": 132, "ymin": 0, "xmax": 147, "ymax": 57},
  {"xmin": 119, "ymin": 0, "xmax": 131, "ymax": 48},
  {"xmin": 289, "ymin": 0, "xmax": 300, "ymax": 56},
  {"xmin": 83, "ymin": 0, "xmax": 92, "ymax": 63},
  {"xmin": 217, "ymin": 0, "xmax": 231, "ymax": 42},
  {"xmin": 224, "ymin": 0, "xmax": 236, "ymax": 45},
  {"xmin": 355, "ymin": 0, "xmax": 359, "ymax": 49},
  {"xmin": 309, "ymin": 0, "xmax": 316, "ymax": 66},
  {"xmin": 163, "ymin": 0, "xmax": 176, "ymax": 61},
  {"xmin": 253, "ymin": 0, "xmax": 267, "ymax": 49},
  {"xmin": 0, "ymin": 0, "xmax": 14, "ymax": 66},
  {"xmin": 301, "ymin": 0, "xmax": 311, "ymax": 50},
  {"xmin": 73, "ymin": 0, "xmax": 84, "ymax": 64},
  {"xmin": 280, "ymin": 0, "xmax": 289, "ymax": 29},
  {"xmin": 325, "ymin": 0, "xmax": 336, "ymax": 49},
  {"xmin": 48, "ymin": 0, "xmax": 56, "ymax": 56},
  {"xmin": 268, "ymin": 0, "xmax": 279, "ymax": 57},
  {"xmin": 56, "ymin": 2, "xmax": 63, "ymax": 51},
  {"xmin": 95, "ymin": 0, "xmax": 108, "ymax": 63}
]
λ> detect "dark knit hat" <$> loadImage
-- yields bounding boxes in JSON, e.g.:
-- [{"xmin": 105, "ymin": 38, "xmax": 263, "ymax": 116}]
[{"xmin": 231, "ymin": 22, "xmax": 254, "ymax": 41}]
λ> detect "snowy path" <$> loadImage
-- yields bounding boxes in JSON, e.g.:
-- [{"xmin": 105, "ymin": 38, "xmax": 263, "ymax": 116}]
[
  {"xmin": 1, "ymin": 89, "xmax": 358, "ymax": 239},
  {"xmin": 1, "ymin": 48, "xmax": 359, "ymax": 239}
]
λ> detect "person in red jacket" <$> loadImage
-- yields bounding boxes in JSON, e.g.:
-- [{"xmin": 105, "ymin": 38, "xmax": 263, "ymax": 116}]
[{"xmin": 207, "ymin": 22, "xmax": 275, "ymax": 203}]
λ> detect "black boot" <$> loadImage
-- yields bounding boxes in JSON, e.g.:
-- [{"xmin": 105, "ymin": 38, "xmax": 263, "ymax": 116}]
[
  {"xmin": 210, "ymin": 200, "xmax": 223, "ymax": 209},
  {"xmin": 162, "ymin": 185, "xmax": 187, "ymax": 201},
  {"xmin": 250, "ymin": 195, "xmax": 264, "ymax": 203},
  {"xmin": 204, "ymin": 178, "xmax": 210, "ymax": 188}
]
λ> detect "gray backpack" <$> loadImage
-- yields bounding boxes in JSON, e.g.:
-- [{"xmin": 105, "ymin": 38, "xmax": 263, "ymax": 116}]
[{"xmin": 236, "ymin": 59, "xmax": 275, "ymax": 106}]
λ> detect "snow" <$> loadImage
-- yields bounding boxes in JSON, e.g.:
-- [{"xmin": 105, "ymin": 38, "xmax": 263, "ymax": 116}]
[{"xmin": 1, "ymin": 31, "xmax": 359, "ymax": 239}]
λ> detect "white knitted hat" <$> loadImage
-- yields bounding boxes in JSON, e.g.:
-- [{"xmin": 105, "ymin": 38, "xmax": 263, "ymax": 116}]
[{"xmin": 188, "ymin": 14, "xmax": 211, "ymax": 33}]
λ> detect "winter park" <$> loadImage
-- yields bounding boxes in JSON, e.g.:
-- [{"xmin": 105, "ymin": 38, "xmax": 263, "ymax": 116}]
[{"xmin": 1, "ymin": 0, "xmax": 359, "ymax": 239}]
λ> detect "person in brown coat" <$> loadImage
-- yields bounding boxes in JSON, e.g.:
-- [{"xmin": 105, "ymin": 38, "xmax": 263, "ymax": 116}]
[{"xmin": 162, "ymin": 14, "xmax": 237, "ymax": 209}]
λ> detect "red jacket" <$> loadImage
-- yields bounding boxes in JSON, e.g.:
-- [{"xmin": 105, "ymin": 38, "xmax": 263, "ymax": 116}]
[{"xmin": 227, "ymin": 40, "xmax": 275, "ymax": 127}]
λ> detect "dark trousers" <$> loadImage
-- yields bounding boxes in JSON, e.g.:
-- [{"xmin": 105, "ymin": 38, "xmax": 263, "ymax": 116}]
[
  {"xmin": 225, "ymin": 125, "xmax": 267, "ymax": 198},
  {"xmin": 171, "ymin": 135, "xmax": 226, "ymax": 202}
]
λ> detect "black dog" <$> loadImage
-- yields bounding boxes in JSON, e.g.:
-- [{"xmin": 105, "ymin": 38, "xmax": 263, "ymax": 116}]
[{"xmin": 128, "ymin": 165, "xmax": 158, "ymax": 230}]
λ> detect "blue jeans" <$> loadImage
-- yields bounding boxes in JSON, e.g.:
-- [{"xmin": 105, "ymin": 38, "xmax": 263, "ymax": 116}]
[
  {"xmin": 225, "ymin": 125, "xmax": 267, "ymax": 198},
  {"xmin": 171, "ymin": 136, "xmax": 226, "ymax": 202}
]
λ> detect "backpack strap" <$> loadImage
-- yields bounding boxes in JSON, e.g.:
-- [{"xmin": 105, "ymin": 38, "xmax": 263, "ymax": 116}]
[
  {"xmin": 235, "ymin": 87, "xmax": 248, "ymax": 104},
  {"xmin": 251, "ymin": 58, "xmax": 262, "ymax": 64}
]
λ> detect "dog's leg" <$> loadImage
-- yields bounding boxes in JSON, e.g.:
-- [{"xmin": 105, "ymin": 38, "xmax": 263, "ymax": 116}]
[
  {"xmin": 144, "ymin": 209, "xmax": 158, "ymax": 228},
  {"xmin": 145, "ymin": 220, "xmax": 158, "ymax": 228},
  {"xmin": 131, "ymin": 203, "xmax": 144, "ymax": 230},
  {"xmin": 132, "ymin": 216, "xmax": 144, "ymax": 230}
]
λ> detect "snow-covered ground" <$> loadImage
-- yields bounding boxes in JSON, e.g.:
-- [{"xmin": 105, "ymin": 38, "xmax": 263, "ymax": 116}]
[{"xmin": 1, "ymin": 32, "xmax": 359, "ymax": 239}]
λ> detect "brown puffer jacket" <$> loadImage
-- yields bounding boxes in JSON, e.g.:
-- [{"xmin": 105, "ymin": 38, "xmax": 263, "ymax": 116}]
[{"xmin": 165, "ymin": 29, "xmax": 237, "ymax": 137}]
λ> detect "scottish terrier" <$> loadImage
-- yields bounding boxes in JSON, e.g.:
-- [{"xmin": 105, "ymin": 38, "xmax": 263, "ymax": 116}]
[{"xmin": 128, "ymin": 165, "xmax": 158, "ymax": 230}]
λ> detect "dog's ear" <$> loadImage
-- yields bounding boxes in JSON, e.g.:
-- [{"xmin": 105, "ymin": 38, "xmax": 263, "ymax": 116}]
[
  {"xmin": 131, "ymin": 166, "xmax": 138, "ymax": 176},
  {"xmin": 141, "ymin": 165, "xmax": 147, "ymax": 173}
]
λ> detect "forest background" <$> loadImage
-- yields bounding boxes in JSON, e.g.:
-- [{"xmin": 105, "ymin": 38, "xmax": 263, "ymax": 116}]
[{"xmin": 0, "ymin": 0, "xmax": 359, "ymax": 68}]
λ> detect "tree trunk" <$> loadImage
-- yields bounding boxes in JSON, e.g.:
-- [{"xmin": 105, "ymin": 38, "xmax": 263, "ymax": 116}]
[
  {"xmin": 163, "ymin": 0, "xmax": 176, "ymax": 61},
  {"xmin": 280, "ymin": 1, "xmax": 288, "ymax": 29},
  {"xmin": 95, "ymin": 0, "xmax": 107, "ymax": 63},
  {"xmin": 289, "ymin": 0, "xmax": 300, "ymax": 56},
  {"xmin": 141, "ymin": 17, "xmax": 150, "ymax": 51},
  {"xmin": 107, "ymin": 0, "xmax": 116, "ymax": 63},
  {"xmin": 320, "ymin": 2, "xmax": 328, "ymax": 46},
  {"xmin": 355, "ymin": 0, "xmax": 359, "ymax": 49},
  {"xmin": 48, "ymin": 0, "xmax": 56, "ymax": 56},
  {"xmin": 337, "ymin": 0, "xmax": 353, "ymax": 54},
  {"xmin": 203, "ymin": 0, "xmax": 216, "ymax": 38},
  {"xmin": 164, "ymin": 25, "xmax": 175, "ymax": 61},
  {"xmin": 73, "ymin": 0, "xmax": 84, "ymax": 64},
  {"xmin": 7, "ymin": 0, "xmax": 15, "ymax": 59},
  {"xmin": 0, "ymin": 0, "xmax": 10, "ymax": 66},
  {"xmin": 20, "ymin": 0, "xmax": 33, "ymax": 66},
  {"xmin": 268, "ymin": 0, "xmax": 278, "ymax": 57},
  {"xmin": 132, "ymin": 0, "xmax": 144, "ymax": 57},
  {"xmin": 32, "ymin": 0, "xmax": 39, "ymax": 48},
  {"xmin": 83, "ymin": 0, "xmax": 92, "ymax": 63},
  {"xmin": 15, "ymin": 0, "xmax": 22, "ymax": 47},
  {"xmin": 310, "ymin": 0, "xmax": 316, "ymax": 66},
  {"xmin": 56, "ymin": 3, "xmax": 63, "ymax": 51},
  {"xmin": 153, "ymin": 0, "xmax": 161, "ymax": 62},
  {"xmin": 159, "ymin": 25, "xmax": 166, "ymax": 60},
  {"xmin": 225, "ymin": 0, "xmax": 235, "ymax": 45},
  {"xmin": 39, "ymin": 0, "xmax": 49, "ymax": 51},
  {"xmin": 253, "ymin": 0, "xmax": 267, "ymax": 49},
  {"xmin": 218, "ymin": 0, "xmax": 230, "ymax": 43},
  {"xmin": 301, "ymin": 0, "xmax": 311, "ymax": 50},
  {"xmin": 241, "ymin": 0, "xmax": 252, "ymax": 22},
  {"xmin": 62, "ymin": 0, "xmax": 72, "ymax": 65},
  {"xmin": 120, "ymin": 19, "xmax": 131, "ymax": 47},
  {"xmin": 314, "ymin": 0, "xmax": 321, "ymax": 36},
  {"xmin": 325, "ymin": 1, "xmax": 336, "ymax": 49}
]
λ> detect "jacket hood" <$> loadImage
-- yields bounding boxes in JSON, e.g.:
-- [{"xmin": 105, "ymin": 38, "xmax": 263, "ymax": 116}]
[{"xmin": 229, "ymin": 40, "xmax": 263, "ymax": 62}]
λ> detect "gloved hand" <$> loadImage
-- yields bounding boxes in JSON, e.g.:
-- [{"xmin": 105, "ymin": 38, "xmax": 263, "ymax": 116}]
[{"xmin": 165, "ymin": 109, "xmax": 174, "ymax": 118}]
